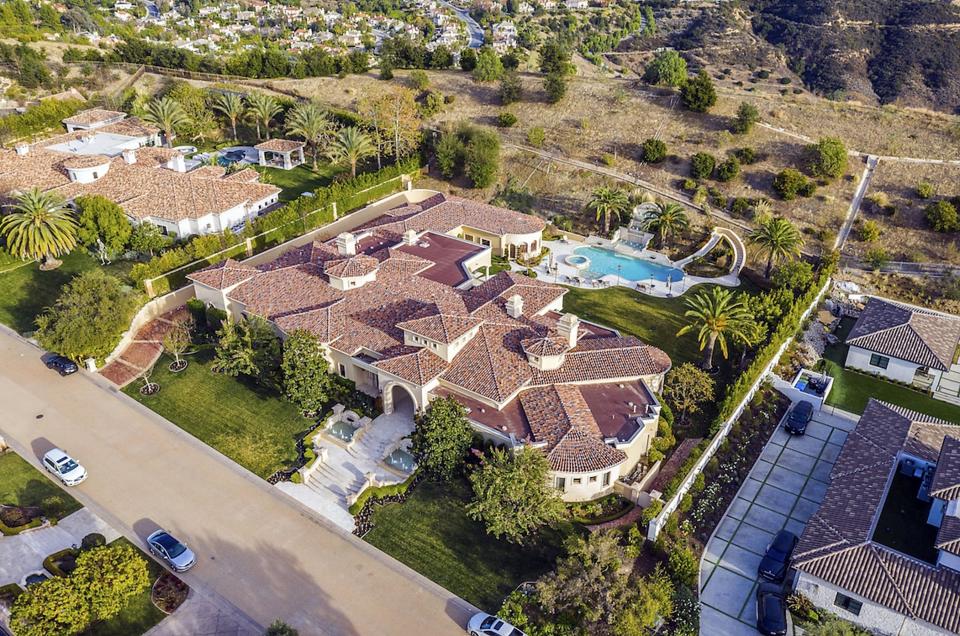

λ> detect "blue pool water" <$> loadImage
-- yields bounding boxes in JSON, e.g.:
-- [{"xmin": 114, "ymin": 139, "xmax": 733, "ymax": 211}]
[{"xmin": 573, "ymin": 246, "xmax": 685, "ymax": 282}]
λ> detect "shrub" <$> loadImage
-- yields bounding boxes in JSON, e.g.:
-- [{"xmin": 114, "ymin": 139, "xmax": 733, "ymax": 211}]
[
  {"xmin": 497, "ymin": 112, "xmax": 517, "ymax": 127},
  {"xmin": 80, "ymin": 533, "xmax": 106, "ymax": 551},
  {"xmin": 681, "ymin": 178, "xmax": 697, "ymax": 191},
  {"xmin": 773, "ymin": 168, "xmax": 808, "ymax": 200},
  {"xmin": 544, "ymin": 72, "xmax": 567, "ymax": 103},
  {"xmin": 640, "ymin": 500, "xmax": 663, "ymax": 526},
  {"xmin": 680, "ymin": 71, "xmax": 717, "ymax": 112},
  {"xmin": 865, "ymin": 247, "xmax": 890, "ymax": 270},
  {"xmin": 500, "ymin": 71, "xmax": 522, "ymax": 105},
  {"xmin": 642, "ymin": 138, "xmax": 668, "ymax": 163},
  {"xmin": 643, "ymin": 50, "xmax": 687, "ymax": 87},
  {"xmin": 666, "ymin": 542, "xmax": 699, "ymax": 586},
  {"xmin": 527, "ymin": 126, "xmax": 546, "ymax": 148},
  {"xmin": 807, "ymin": 137, "xmax": 848, "ymax": 180},
  {"xmin": 464, "ymin": 130, "xmax": 501, "ymax": 188},
  {"xmin": 715, "ymin": 157, "xmax": 741, "ymax": 182},
  {"xmin": 926, "ymin": 199, "xmax": 959, "ymax": 232},
  {"xmin": 917, "ymin": 180, "xmax": 935, "ymax": 199},
  {"xmin": 857, "ymin": 219, "xmax": 882, "ymax": 242},
  {"xmin": 690, "ymin": 152, "xmax": 716, "ymax": 180},
  {"xmin": 409, "ymin": 69, "xmax": 429, "ymax": 90},
  {"xmin": 731, "ymin": 197, "xmax": 752, "ymax": 218},
  {"xmin": 734, "ymin": 146, "xmax": 757, "ymax": 164},
  {"xmin": 731, "ymin": 101, "xmax": 759, "ymax": 134}
]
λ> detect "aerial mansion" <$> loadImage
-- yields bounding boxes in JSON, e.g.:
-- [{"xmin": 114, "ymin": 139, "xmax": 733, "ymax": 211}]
[
  {"xmin": 188, "ymin": 191, "xmax": 672, "ymax": 500},
  {"xmin": 0, "ymin": 108, "xmax": 280, "ymax": 237}
]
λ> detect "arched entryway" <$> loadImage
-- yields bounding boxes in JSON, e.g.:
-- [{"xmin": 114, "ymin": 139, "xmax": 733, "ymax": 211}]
[
  {"xmin": 382, "ymin": 381, "xmax": 417, "ymax": 415},
  {"xmin": 509, "ymin": 243, "xmax": 517, "ymax": 259}
]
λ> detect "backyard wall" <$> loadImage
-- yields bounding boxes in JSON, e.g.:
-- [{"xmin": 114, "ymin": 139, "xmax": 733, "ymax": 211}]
[{"xmin": 98, "ymin": 285, "xmax": 196, "ymax": 369}]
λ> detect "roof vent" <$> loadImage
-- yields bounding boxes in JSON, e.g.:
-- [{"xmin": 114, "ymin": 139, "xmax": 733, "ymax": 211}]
[
  {"xmin": 506, "ymin": 294, "xmax": 523, "ymax": 319},
  {"xmin": 122, "ymin": 148, "xmax": 137, "ymax": 164}
]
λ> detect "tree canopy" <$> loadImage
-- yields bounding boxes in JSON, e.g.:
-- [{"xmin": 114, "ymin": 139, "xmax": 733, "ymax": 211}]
[
  {"xmin": 410, "ymin": 396, "xmax": 473, "ymax": 480},
  {"xmin": 644, "ymin": 50, "xmax": 687, "ymax": 87},
  {"xmin": 281, "ymin": 330, "xmax": 332, "ymax": 414},
  {"xmin": 680, "ymin": 71, "xmax": 717, "ymax": 112},
  {"xmin": 75, "ymin": 195, "xmax": 131, "ymax": 256}
]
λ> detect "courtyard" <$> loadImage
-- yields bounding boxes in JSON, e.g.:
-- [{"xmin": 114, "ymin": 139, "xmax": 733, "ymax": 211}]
[{"xmin": 698, "ymin": 409, "xmax": 857, "ymax": 635}]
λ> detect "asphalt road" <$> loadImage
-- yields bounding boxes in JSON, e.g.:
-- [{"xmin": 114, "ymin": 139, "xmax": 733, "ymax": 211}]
[{"xmin": 0, "ymin": 327, "xmax": 474, "ymax": 635}]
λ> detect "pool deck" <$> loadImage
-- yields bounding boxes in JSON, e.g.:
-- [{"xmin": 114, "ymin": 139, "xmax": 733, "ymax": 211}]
[{"xmin": 541, "ymin": 232, "xmax": 742, "ymax": 298}]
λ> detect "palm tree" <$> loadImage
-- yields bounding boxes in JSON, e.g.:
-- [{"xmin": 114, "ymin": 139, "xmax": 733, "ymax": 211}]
[
  {"xmin": 642, "ymin": 200, "xmax": 690, "ymax": 247},
  {"xmin": 586, "ymin": 187, "xmax": 631, "ymax": 235},
  {"xmin": 326, "ymin": 126, "xmax": 375, "ymax": 177},
  {"xmin": 246, "ymin": 93, "xmax": 281, "ymax": 141},
  {"xmin": 0, "ymin": 189, "xmax": 77, "ymax": 270},
  {"xmin": 142, "ymin": 97, "xmax": 190, "ymax": 147},
  {"xmin": 286, "ymin": 102, "xmax": 330, "ymax": 170},
  {"xmin": 748, "ymin": 216, "xmax": 804, "ymax": 278},
  {"xmin": 677, "ymin": 287, "xmax": 752, "ymax": 371},
  {"xmin": 212, "ymin": 92, "xmax": 245, "ymax": 141}
]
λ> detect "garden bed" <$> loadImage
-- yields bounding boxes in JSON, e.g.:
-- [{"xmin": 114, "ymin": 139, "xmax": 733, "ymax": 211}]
[
  {"xmin": 43, "ymin": 548, "xmax": 79, "ymax": 577},
  {"xmin": 567, "ymin": 493, "xmax": 634, "ymax": 525},
  {"xmin": 151, "ymin": 573, "xmax": 189, "ymax": 614},
  {"xmin": 0, "ymin": 451, "xmax": 82, "ymax": 529}
]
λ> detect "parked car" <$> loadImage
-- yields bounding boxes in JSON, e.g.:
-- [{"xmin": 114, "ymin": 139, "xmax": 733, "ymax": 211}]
[
  {"xmin": 45, "ymin": 355, "xmax": 78, "ymax": 376},
  {"xmin": 41, "ymin": 448, "xmax": 87, "ymax": 486},
  {"xmin": 784, "ymin": 400, "xmax": 814, "ymax": 435},
  {"xmin": 467, "ymin": 612, "xmax": 526, "ymax": 636},
  {"xmin": 756, "ymin": 582, "xmax": 788, "ymax": 636},
  {"xmin": 758, "ymin": 530, "xmax": 799, "ymax": 582},
  {"xmin": 146, "ymin": 529, "xmax": 197, "ymax": 573}
]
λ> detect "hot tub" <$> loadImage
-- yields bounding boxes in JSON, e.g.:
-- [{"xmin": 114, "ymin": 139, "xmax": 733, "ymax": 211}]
[{"xmin": 566, "ymin": 254, "xmax": 590, "ymax": 269}]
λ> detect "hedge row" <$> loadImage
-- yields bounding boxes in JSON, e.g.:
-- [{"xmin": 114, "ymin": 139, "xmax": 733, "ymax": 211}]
[
  {"xmin": 132, "ymin": 157, "xmax": 421, "ymax": 295},
  {"xmin": 0, "ymin": 98, "xmax": 85, "ymax": 144},
  {"xmin": 660, "ymin": 262, "xmax": 834, "ymax": 501},
  {"xmin": 348, "ymin": 473, "xmax": 417, "ymax": 516}
]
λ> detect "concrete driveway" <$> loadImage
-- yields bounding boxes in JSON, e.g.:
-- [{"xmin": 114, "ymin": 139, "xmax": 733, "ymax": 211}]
[{"xmin": 698, "ymin": 409, "xmax": 858, "ymax": 635}]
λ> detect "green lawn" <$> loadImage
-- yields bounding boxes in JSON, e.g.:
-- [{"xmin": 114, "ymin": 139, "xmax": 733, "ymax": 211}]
[
  {"xmin": 0, "ymin": 251, "xmax": 133, "ymax": 334},
  {"xmin": 0, "ymin": 451, "xmax": 82, "ymax": 521},
  {"xmin": 123, "ymin": 350, "xmax": 311, "ymax": 478},
  {"xmin": 84, "ymin": 538, "xmax": 167, "ymax": 636},
  {"xmin": 364, "ymin": 480, "xmax": 568, "ymax": 612},
  {"xmin": 872, "ymin": 473, "xmax": 939, "ymax": 564},
  {"xmin": 254, "ymin": 163, "xmax": 343, "ymax": 202}
]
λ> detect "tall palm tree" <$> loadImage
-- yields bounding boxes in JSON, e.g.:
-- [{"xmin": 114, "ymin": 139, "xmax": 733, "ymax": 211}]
[
  {"xmin": 212, "ymin": 92, "xmax": 245, "ymax": 141},
  {"xmin": 142, "ymin": 97, "xmax": 190, "ymax": 147},
  {"xmin": 326, "ymin": 126, "xmax": 375, "ymax": 177},
  {"xmin": 285, "ymin": 102, "xmax": 330, "ymax": 170},
  {"xmin": 748, "ymin": 216, "xmax": 804, "ymax": 278},
  {"xmin": 642, "ymin": 200, "xmax": 690, "ymax": 247},
  {"xmin": 586, "ymin": 186, "xmax": 631, "ymax": 235},
  {"xmin": 0, "ymin": 189, "xmax": 77, "ymax": 270},
  {"xmin": 677, "ymin": 287, "xmax": 752, "ymax": 371},
  {"xmin": 246, "ymin": 92, "xmax": 282, "ymax": 141}
]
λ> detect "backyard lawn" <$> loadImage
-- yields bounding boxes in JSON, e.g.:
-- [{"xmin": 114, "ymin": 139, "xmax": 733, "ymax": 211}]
[
  {"xmin": 0, "ymin": 251, "xmax": 133, "ymax": 334},
  {"xmin": 255, "ymin": 163, "xmax": 342, "ymax": 201},
  {"xmin": 0, "ymin": 451, "xmax": 82, "ymax": 521},
  {"xmin": 84, "ymin": 538, "xmax": 168, "ymax": 636},
  {"xmin": 123, "ymin": 350, "xmax": 311, "ymax": 478},
  {"xmin": 364, "ymin": 479, "xmax": 569, "ymax": 612}
]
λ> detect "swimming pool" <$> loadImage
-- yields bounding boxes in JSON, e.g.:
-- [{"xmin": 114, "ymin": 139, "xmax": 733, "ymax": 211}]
[{"xmin": 573, "ymin": 246, "xmax": 685, "ymax": 283}]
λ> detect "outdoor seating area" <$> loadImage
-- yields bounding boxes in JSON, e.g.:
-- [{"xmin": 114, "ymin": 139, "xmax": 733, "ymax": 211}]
[{"xmin": 254, "ymin": 139, "xmax": 306, "ymax": 170}]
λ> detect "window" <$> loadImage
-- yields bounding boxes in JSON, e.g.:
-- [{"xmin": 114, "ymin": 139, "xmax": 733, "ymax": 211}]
[
  {"xmin": 465, "ymin": 234, "xmax": 474, "ymax": 242},
  {"xmin": 556, "ymin": 477, "xmax": 565, "ymax": 492},
  {"xmin": 589, "ymin": 475, "xmax": 597, "ymax": 482},
  {"xmin": 338, "ymin": 363, "xmax": 346, "ymax": 377},
  {"xmin": 869, "ymin": 354, "xmax": 890, "ymax": 369},
  {"xmin": 572, "ymin": 478, "xmax": 582, "ymax": 484},
  {"xmin": 834, "ymin": 593, "xmax": 862, "ymax": 616},
  {"xmin": 480, "ymin": 238, "xmax": 491, "ymax": 247},
  {"xmin": 603, "ymin": 472, "xmax": 611, "ymax": 487}
]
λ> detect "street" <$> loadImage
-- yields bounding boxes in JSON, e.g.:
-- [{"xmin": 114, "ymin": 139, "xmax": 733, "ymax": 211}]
[{"xmin": 0, "ymin": 327, "xmax": 474, "ymax": 636}]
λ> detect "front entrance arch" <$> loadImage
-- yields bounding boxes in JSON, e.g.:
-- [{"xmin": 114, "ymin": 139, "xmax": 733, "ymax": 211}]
[{"xmin": 382, "ymin": 381, "xmax": 417, "ymax": 415}]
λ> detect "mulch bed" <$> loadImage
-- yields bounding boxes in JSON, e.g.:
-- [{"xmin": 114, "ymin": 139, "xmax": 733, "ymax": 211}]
[{"xmin": 152, "ymin": 573, "xmax": 189, "ymax": 614}]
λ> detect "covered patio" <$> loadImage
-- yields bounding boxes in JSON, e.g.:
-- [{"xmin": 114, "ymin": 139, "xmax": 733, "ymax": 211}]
[{"xmin": 254, "ymin": 139, "xmax": 306, "ymax": 170}]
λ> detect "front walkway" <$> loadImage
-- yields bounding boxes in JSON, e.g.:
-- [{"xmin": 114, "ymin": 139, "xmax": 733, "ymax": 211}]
[
  {"xmin": 145, "ymin": 591, "xmax": 261, "ymax": 636},
  {"xmin": 698, "ymin": 409, "xmax": 858, "ymax": 635},
  {"xmin": 276, "ymin": 402, "xmax": 416, "ymax": 532},
  {"xmin": 99, "ymin": 307, "xmax": 191, "ymax": 387}
]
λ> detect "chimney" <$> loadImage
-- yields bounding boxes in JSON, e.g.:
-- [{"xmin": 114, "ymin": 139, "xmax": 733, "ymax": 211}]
[
  {"xmin": 506, "ymin": 294, "xmax": 523, "ymax": 319},
  {"xmin": 557, "ymin": 313, "xmax": 580, "ymax": 348},
  {"xmin": 403, "ymin": 228, "xmax": 418, "ymax": 245},
  {"xmin": 170, "ymin": 154, "xmax": 186, "ymax": 173},
  {"xmin": 122, "ymin": 148, "xmax": 137, "ymax": 164},
  {"xmin": 14, "ymin": 142, "xmax": 29, "ymax": 156},
  {"xmin": 336, "ymin": 232, "xmax": 358, "ymax": 256}
]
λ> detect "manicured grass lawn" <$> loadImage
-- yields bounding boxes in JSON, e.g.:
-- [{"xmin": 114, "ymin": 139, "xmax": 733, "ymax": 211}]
[
  {"xmin": 123, "ymin": 350, "xmax": 311, "ymax": 478},
  {"xmin": 364, "ymin": 479, "xmax": 568, "ymax": 612},
  {"xmin": 871, "ymin": 473, "xmax": 939, "ymax": 564},
  {"xmin": 84, "ymin": 538, "xmax": 167, "ymax": 636},
  {"xmin": 254, "ymin": 163, "xmax": 343, "ymax": 201},
  {"xmin": 0, "ymin": 451, "xmax": 82, "ymax": 521},
  {"xmin": 822, "ymin": 344, "xmax": 960, "ymax": 421},
  {"xmin": 0, "ymin": 251, "xmax": 133, "ymax": 334}
]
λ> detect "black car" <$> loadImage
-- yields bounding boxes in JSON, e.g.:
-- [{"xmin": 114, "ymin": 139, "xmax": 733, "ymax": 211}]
[
  {"xmin": 45, "ymin": 355, "xmax": 78, "ymax": 376},
  {"xmin": 758, "ymin": 530, "xmax": 799, "ymax": 582},
  {"xmin": 756, "ymin": 582, "xmax": 788, "ymax": 636},
  {"xmin": 784, "ymin": 400, "xmax": 814, "ymax": 435}
]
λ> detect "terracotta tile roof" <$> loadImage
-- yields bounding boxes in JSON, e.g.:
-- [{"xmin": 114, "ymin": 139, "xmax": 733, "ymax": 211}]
[
  {"xmin": 254, "ymin": 139, "xmax": 305, "ymax": 152},
  {"xmin": 223, "ymin": 168, "xmax": 262, "ymax": 183},
  {"xmin": 323, "ymin": 255, "xmax": 380, "ymax": 278},
  {"xmin": 794, "ymin": 400, "xmax": 960, "ymax": 633},
  {"xmin": 519, "ymin": 384, "xmax": 627, "ymax": 473},
  {"xmin": 937, "ymin": 516, "xmax": 960, "ymax": 557},
  {"xmin": 231, "ymin": 263, "xmax": 344, "ymax": 319},
  {"xmin": 189, "ymin": 165, "xmax": 227, "ymax": 179},
  {"xmin": 374, "ymin": 346, "xmax": 448, "ymax": 385},
  {"xmin": 186, "ymin": 258, "xmax": 258, "ymax": 290},
  {"xmin": 530, "ymin": 336, "xmax": 672, "ymax": 386},
  {"xmin": 273, "ymin": 301, "xmax": 344, "ymax": 343},
  {"xmin": 98, "ymin": 117, "xmax": 159, "ymax": 137},
  {"xmin": 521, "ymin": 335, "xmax": 569, "ymax": 357},
  {"xmin": 931, "ymin": 437, "xmax": 960, "ymax": 501},
  {"xmin": 62, "ymin": 108, "xmax": 125, "ymax": 126},
  {"xmin": 846, "ymin": 297, "xmax": 960, "ymax": 370},
  {"xmin": 61, "ymin": 154, "xmax": 111, "ymax": 169},
  {"xmin": 397, "ymin": 313, "xmax": 480, "ymax": 343}
]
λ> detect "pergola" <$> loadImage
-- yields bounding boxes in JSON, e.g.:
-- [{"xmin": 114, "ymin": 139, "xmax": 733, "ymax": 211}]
[{"xmin": 254, "ymin": 139, "xmax": 306, "ymax": 170}]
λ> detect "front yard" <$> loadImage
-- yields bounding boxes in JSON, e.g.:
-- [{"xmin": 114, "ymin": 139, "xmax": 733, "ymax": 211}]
[
  {"xmin": 0, "ymin": 451, "xmax": 82, "ymax": 526},
  {"xmin": 363, "ymin": 479, "xmax": 569, "ymax": 612},
  {"xmin": 123, "ymin": 350, "xmax": 311, "ymax": 478}
]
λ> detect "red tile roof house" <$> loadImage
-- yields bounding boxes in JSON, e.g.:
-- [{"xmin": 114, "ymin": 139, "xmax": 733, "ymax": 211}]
[
  {"xmin": 188, "ymin": 192, "xmax": 672, "ymax": 501},
  {"xmin": 794, "ymin": 400, "xmax": 960, "ymax": 635},
  {"xmin": 844, "ymin": 297, "xmax": 960, "ymax": 406},
  {"xmin": 0, "ymin": 108, "xmax": 280, "ymax": 239}
]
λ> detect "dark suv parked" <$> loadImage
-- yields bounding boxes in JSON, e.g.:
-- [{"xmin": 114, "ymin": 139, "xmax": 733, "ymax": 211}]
[
  {"xmin": 758, "ymin": 530, "xmax": 798, "ymax": 582},
  {"xmin": 784, "ymin": 400, "xmax": 814, "ymax": 435},
  {"xmin": 756, "ymin": 582, "xmax": 788, "ymax": 636},
  {"xmin": 45, "ymin": 355, "xmax": 78, "ymax": 376}
]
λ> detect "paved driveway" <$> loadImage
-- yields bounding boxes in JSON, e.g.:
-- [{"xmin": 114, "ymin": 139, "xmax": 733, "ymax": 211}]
[{"xmin": 698, "ymin": 409, "xmax": 858, "ymax": 635}]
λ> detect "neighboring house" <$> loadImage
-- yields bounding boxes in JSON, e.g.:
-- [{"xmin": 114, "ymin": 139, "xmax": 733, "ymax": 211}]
[
  {"xmin": 794, "ymin": 400, "xmax": 960, "ymax": 635},
  {"xmin": 844, "ymin": 297, "xmax": 960, "ymax": 405},
  {"xmin": 188, "ymin": 191, "xmax": 671, "ymax": 500},
  {"xmin": 0, "ymin": 109, "xmax": 280, "ymax": 238}
]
